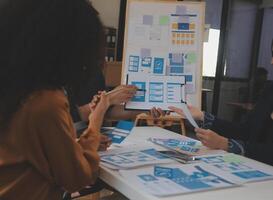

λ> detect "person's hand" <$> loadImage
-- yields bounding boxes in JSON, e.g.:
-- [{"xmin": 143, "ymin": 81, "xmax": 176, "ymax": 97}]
[
  {"xmin": 89, "ymin": 93, "xmax": 101, "ymax": 113},
  {"xmin": 168, "ymin": 105, "xmax": 204, "ymax": 121},
  {"xmin": 195, "ymin": 128, "xmax": 228, "ymax": 151},
  {"xmin": 98, "ymin": 135, "xmax": 112, "ymax": 151},
  {"xmin": 146, "ymin": 107, "xmax": 172, "ymax": 127},
  {"xmin": 107, "ymin": 85, "xmax": 137, "ymax": 105},
  {"xmin": 150, "ymin": 107, "xmax": 170, "ymax": 118}
]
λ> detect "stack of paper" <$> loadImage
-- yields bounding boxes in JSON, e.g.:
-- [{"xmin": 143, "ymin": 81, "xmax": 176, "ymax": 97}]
[
  {"xmin": 120, "ymin": 163, "xmax": 238, "ymax": 196},
  {"xmin": 99, "ymin": 147, "xmax": 174, "ymax": 170},
  {"xmin": 149, "ymin": 137, "xmax": 225, "ymax": 157}
]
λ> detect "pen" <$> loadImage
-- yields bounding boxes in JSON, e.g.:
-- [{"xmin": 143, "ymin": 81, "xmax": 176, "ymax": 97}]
[{"xmin": 106, "ymin": 88, "xmax": 146, "ymax": 95}]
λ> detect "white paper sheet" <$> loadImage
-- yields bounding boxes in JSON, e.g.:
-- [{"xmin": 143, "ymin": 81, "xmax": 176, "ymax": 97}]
[
  {"xmin": 199, "ymin": 154, "xmax": 273, "ymax": 184},
  {"xmin": 99, "ymin": 147, "xmax": 174, "ymax": 169},
  {"xmin": 119, "ymin": 163, "xmax": 238, "ymax": 197},
  {"xmin": 181, "ymin": 103, "xmax": 199, "ymax": 128}
]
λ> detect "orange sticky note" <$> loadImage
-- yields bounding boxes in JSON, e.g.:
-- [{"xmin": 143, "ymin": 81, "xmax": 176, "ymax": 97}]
[{"xmin": 190, "ymin": 23, "xmax": 195, "ymax": 30}]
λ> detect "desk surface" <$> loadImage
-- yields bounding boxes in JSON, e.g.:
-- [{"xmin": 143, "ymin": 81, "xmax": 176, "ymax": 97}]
[{"xmin": 99, "ymin": 127, "xmax": 273, "ymax": 200}]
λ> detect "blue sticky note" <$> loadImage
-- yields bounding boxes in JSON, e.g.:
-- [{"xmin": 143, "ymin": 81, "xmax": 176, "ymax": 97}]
[{"xmin": 153, "ymin": 58, "xmax": 164, "ymax": 74}]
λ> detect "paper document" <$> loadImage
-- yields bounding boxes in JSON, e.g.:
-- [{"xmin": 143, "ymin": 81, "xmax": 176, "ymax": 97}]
[
  {"xmin": 199, "ymin": 154, "xmax": 273, "ymax": 184},
  {"xmin": 99, "ymin": 147, "xmax": 174, "ymax": 170},
  {"xmin": 102, "ymin": 121, "xmax": 134, "ymax": 144},
  {"xmin": 149, "ymin": 136, "xmax": 224, "ymax": 157},
  {"xmin": 181, "ymin": 103, "xmax": 199, "ymax": 128},
  {"xmin": 120, "ymin": 163, "xmax": 238, "ymax": 197}
]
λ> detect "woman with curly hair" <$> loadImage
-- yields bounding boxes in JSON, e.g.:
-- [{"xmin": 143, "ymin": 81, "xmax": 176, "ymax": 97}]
[{"xmin": 0, "ymin": 0, "xmax": 115, "ymax": 199}]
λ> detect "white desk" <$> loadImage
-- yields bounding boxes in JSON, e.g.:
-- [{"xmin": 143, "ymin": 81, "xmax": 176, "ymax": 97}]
[{"xmin": 99, "ymin": 127, "xmax": 273, "ymax": 200}]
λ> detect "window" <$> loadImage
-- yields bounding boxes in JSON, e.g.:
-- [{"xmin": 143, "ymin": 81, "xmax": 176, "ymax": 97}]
[
  {"xmin": 224, "ymin": 0, "xmax": 259, "ymax": 78},
  {"xmin": 258, "ymin": 8, "xmax": 273, "ymax": 80},
  {"xmin": 202, "ymin": 0, "xmax": 223, "ymax": 77}
]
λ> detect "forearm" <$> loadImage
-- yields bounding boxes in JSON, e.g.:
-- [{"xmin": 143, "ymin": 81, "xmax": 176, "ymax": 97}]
[
  {"xmin": 78, "ymin": 104, "xmax": 90, "ymax": 122},
  {"xmin": 202, "ymin": 112, "xmax": 248, "ymax": 140},
  {"xmin": 88, "ymin": 103, "xmax": 108, "ymax": 133}
]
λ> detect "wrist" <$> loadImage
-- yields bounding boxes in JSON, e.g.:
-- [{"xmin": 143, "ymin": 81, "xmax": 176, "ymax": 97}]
[
  {"xmin": 199, "ymin": 112, "xmax": 205, "ymax": 121},
  {"xmin": 219, "ymin": 137, "xmax": 228, "ymax": 151}
]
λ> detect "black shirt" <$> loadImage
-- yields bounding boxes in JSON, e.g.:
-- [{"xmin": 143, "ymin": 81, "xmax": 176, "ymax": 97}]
[{"xmin": 210, "ymin": 83, "xmax": 273, "ymax": 165}]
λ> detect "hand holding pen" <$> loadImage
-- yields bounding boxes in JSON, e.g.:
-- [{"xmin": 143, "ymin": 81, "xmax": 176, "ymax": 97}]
[{"xmin": 89, "ymin": 85, "xmax": 137, "ymax": 111}]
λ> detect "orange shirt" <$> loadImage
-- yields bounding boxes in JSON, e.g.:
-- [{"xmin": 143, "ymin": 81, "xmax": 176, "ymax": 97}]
[{"xmin": 0, "ymin": 90, "xmax": 100, "ymax": 200}]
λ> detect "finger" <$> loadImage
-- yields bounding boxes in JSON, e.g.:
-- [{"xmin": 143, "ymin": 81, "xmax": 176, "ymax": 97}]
[
  {"xmin": 151, "ymin": 107, "xmax": 158, "ymax": 118},
  {"xmin": 168, "ymin": 106, "xmax": 183, "ymax": 115},
  {"xmin": 157, "ymin": 108, "xmax": 165, "ymax": 117},
  {"xmin": 154, "ymin": 108, "xmax": 161, "ymax": 118},
  {"xmin": 194, "ymin": 128, "xmax": 208, "ymax": 134},
  {"xmin": 200, "ymin": 140, "xmax": 209, "ymax": 147},
  {"xmin": 126, "ymin": 85, "xmax": 138, "ymax": 90},
  {"xmin": 196, "ymin": 132, "xmax": 208, "ymax": 141}
]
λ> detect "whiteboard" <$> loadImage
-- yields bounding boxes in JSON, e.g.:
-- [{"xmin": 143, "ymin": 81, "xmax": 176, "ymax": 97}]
[{"xmin": 122, "ymin": 0, "xmax": 205, "ymax": 110}]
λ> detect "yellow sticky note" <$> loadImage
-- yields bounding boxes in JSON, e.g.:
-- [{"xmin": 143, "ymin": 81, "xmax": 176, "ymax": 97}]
[
  {"xmin": 172, "ymin": 23, "xmax": 178, "ymax": 29},
  {"xmin": 190, "ymin": 23, "xmax": 195, "ymax": 30}
]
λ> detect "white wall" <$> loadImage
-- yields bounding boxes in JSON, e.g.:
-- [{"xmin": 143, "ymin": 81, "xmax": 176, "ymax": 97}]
[{"xmin": 90, "ymin": 0, "xmax": 121, "ymax": 29}]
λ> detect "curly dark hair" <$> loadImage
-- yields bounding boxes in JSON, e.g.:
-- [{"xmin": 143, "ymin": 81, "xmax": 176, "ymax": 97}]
[{"xmin": 0, "ymin": 0, "xmax": 105, "ymax": 130}]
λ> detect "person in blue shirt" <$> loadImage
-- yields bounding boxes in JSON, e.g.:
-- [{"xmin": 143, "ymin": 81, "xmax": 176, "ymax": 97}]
[{"xmin": 169, "ymin": 40, "xmax": 273, "ymax": 165}]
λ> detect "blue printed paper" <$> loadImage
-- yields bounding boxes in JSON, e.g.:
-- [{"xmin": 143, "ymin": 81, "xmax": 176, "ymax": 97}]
[
  {"xmin": 199, "ymin": 154, "xmax": 273, "ymax": 183},
  {"xmin": 120, "ymin": 163, "xmax": 238, "ymax": 197},
  {"xmin": 150, "ymin": 138, "xmax": 202, "ymax": 156},
  {"xmin": 103, "ymin": 121, "xmax": 134, "ymax": 144}
]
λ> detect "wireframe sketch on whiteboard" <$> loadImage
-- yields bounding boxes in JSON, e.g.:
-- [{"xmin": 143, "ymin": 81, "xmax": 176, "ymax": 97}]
[{"xmin": 122, "ymin": 0, "xmax": 205, "ymax": 110}]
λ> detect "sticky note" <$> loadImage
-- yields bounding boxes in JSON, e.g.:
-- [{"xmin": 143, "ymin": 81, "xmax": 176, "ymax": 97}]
[
  {"xmin": 172, "ymin": 23, "xmax": 178, "ymax": 29},
  {"xmin": 140, "ymin": 48, "xmax": 151, "ymax": 58},
  {"xmin": 187, "ymin": 53, "xmax": 196, "ymax": 64},
  {"xmin": 143, "ymin": 15, "xmax": 153, "ymax": 25},
  {"xmin": 159, "ymin": 16, "xmax": 169, "ymax": 25},
  {"xmin": 189, "ymin": 23, "xmax": 196, "ymax": 30},
  {"xmin": 176, "ymin": 5, "xmax": 187, "ymax": 14}
]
